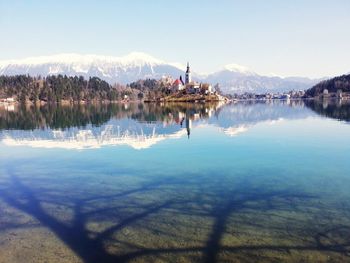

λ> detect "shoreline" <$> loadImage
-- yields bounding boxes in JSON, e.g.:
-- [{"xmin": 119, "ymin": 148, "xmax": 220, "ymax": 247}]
[{"xmin": 1, "ymin": 96, "xmax": 349, "ymax": 107}]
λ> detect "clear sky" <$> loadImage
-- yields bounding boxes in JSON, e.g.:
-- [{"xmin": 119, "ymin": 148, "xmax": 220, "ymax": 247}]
[{"xmin": 1, "ymin": 0, "xmax": 349, "ymax": 78}]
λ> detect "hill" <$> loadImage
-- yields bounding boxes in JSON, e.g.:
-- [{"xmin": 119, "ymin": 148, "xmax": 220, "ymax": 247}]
[{"xmin": 306, "ymin": 74, "xmax": 350, "ymax": 97}]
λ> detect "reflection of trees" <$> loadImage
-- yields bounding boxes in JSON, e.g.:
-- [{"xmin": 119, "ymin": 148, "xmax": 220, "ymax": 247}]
[
  {"xmin": 1, "ymin": 168, "xmax": 349, "ymax": 262},
  {"xmin": 2, "ymin": 100, "xmax": 349, "ymax": 132},
  {"xmin": 305, "ymin": 99, "xmax": 350, "ymax": 122},
  {"xmin": 0, "ymin": 102, "xmax": 220, "ymax": 131},
  {"xmin": 0, "ymin": 104, "xmax": 118, "ymax": 130}
]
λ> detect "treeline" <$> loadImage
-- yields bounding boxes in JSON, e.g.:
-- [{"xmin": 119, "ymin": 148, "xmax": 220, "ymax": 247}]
[
  {"xmin": 0, "ymin": 75, "xmax": 123, "ymax": 102},
  {"xmin": 128, "ymin": 78, "xmax": 171, "ymax": 100},
  {"xmin": 0, "ymin": 75, "xmax": 178, "ymax": 102},
  {"xmin": 306, "ymin": 74, "xmax": 350, "ymax": 97}
]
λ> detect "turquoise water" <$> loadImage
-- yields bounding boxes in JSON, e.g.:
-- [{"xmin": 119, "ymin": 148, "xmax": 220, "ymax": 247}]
[{"xmin": 0, "ymin": 100, "xmax": 350, "ymax": 262}]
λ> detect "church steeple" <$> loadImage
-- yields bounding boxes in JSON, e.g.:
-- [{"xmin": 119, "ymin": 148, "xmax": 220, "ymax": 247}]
[{"xmin": 185, "ymin": 62, "xmax": 191, "ymax": 84}]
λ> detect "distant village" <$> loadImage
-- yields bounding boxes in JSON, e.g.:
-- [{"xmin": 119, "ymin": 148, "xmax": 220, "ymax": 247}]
[
  {"xmin": 228, "ymin": 90, "xmax": 306, "ymax": 101},
  {"xmin": 228, "ymin": 88, "xmax": 349, "ymax": 101}
]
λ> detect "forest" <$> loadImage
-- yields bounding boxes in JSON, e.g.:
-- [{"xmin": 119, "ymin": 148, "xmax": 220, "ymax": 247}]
[
  {"xmin": 0, "ymin": 75, "xmax": 168, "ymax": 103},
  {"xmin": 306, "ymin": 74, "xmax": 350, "ymax": 97}
]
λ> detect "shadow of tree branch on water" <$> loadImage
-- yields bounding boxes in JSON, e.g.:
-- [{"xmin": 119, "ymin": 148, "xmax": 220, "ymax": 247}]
[{"xmin": 0, "ymin": 168, "xmax": 350, "ymax": 263}]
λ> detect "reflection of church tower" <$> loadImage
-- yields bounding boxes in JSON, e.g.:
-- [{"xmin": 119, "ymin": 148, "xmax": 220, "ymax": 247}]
[
  {"xmin": 185, "ymin": 62, "xmax": 191, "ymax": 84},
  {"xmin": 185, "ymin": 118, "xmax": 192, "ymax": 139}
]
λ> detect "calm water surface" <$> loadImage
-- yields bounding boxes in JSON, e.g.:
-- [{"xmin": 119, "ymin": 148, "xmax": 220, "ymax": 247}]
[{"xmin": 0, "ymin": 100, "xmax": 349, "ymax": 263}]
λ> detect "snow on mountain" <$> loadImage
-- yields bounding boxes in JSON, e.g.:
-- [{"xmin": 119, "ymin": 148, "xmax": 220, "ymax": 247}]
[
  {"xmin": 223, "ymin": 63, "xmax": 256, "ymax": 75},
  {"xmin": 0, "ymin": 52, "xmax": 319, "ymax": 94},
  {"xmin": 0, "ymin": 52, "xmax": 168, "ymax": 68},
  {"xmin": 0, "ymin": 119, "xmax": 188, "ymax": 150},
  {"xmin": 205, "ymin": 65, "xmax": 319, "ymax": 94},
  {"xmin": 0, "ymin": 52, "xmax": 185, "ymax": 84}
]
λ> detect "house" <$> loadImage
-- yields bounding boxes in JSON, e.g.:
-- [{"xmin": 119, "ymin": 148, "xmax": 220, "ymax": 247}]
[
  {"xmin": 337, "ymin": 89, "xmax": 343, "ymax": 99},
  {"xmin": 186, "ymin": 82, "xmax": 201, "ymax": 94},
  {"xmin": 200, "ymin": 83, "xmax": 213, "ymax": 94},
  {"xmin": 280, "ymin": 94, "xmax": 290, "ymax": 100},
  {"xmin": 172, "ymin": 77, "xmax": 185, "ymax": 92},
  {"xmin": 5, "ymin": 98, "xmax": 15, "ymax": 103}
]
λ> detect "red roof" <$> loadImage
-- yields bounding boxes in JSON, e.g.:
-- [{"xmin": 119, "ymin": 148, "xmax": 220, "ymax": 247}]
[{"xmin": 173, "ymin": 79, "xmax": 182, "ymax": 85}]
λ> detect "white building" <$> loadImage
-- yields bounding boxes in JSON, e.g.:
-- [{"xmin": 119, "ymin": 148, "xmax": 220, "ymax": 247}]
[
  {"xmin": 5, "ymin": 98, "xmax": 15, "ymax": 103},
  {"xmin": 337, "ymin": 89, "xmax": 343, "ymax": 99},
  {"xmin": 186, "ymin": 82, "xmax": 201, "ymax": 94},
  {"xmin": 172, "ymin": 79, "xmax": 184, "ymax": 92}
]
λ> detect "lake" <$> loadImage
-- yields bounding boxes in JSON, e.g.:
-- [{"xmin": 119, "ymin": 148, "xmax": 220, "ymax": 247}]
[{"xmin": 0, "ymin": 100, "xmax": 350, "ymax": 263}]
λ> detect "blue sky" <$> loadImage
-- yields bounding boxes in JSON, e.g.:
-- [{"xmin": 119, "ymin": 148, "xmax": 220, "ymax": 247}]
[{"xmin": 1, "ymin": 0, "xmax": 349, "ymax": 77}]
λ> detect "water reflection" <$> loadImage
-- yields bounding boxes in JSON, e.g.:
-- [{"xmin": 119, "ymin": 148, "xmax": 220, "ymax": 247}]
[
  {"xmin": 305, "ymin": 99, "xmax": 350, "ymax": 122},
  {"xmin": 1, "ymin": 100, "xmax": 350, "ymax": 262},
  {"xmin": 0, "ymin": 100, "xmax": 349, "ymax": 150}
]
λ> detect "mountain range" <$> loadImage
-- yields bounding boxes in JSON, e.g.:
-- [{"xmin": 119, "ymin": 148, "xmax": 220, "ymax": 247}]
[{"xmin": 0, "ymin": 52, "xmax": 321, "ymax": 94}]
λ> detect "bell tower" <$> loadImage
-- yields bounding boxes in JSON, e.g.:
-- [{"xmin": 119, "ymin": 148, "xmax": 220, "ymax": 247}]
[{"xmin": 185, "ymin": 62, "xmax": 191, "ymax": 84}]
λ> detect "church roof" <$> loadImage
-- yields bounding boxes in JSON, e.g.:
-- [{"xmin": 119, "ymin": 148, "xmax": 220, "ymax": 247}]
[{"xmin": 173, "ymin": 79, "xmax": 183, "ymax": 85}]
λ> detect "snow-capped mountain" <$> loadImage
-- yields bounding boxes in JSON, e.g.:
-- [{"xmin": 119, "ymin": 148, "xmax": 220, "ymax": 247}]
[
  {"xmin": 0, "ymin": 52, "xmax": 186, "ymax": 84},
  {"xmin": 0, "ymin": 52, "xmax": 319, "ymax": 94},
  {"xmin": 205, "ymin": 65, "xmax": 319, "ymax": 94}
]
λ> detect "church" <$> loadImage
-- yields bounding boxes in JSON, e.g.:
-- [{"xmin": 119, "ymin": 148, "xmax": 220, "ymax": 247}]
[{"xmin": 172, "ymin": 63, "xmax": 212, "ymax": 94}]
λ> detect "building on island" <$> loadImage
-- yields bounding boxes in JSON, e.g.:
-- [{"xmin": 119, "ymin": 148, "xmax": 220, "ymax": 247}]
[
  {"xmin": 172, "ymin": 62, "xmax": 213, "ymax": 95},
  {"xmin": 172, "ymin": 77, "xmax": 185, "ymax": 92},
  {"xmin": 185, "ymin": 62, "xmax": 191, "ymax": 84},
  {"xmin": 186, "ymin": 82, "xmax": 201, "ymax": 94},
  {"xmin": 200, "ymin": 83, "xmax": 213, "ymax": 94}
]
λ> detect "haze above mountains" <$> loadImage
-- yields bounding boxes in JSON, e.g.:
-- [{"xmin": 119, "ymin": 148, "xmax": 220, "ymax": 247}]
[{"xmin": 0, "ymin": 52, "xmax": 321, "ymax": 94}]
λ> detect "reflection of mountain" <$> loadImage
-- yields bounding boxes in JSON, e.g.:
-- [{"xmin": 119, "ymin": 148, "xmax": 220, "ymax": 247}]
[
  {"xmin": 0, "ymin": 103, "xmax": 219, "ymax": 150},
  {"xmin": 1, "ymin": 100, "xmax": 347, "ymax": 150},
  {"xmin": 2, "ymin": 120, "xmax": 187, "ymax": 150},
  {"xmin": 208, "ymin": 100, "xmax": 313, "ymax": 129}
]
